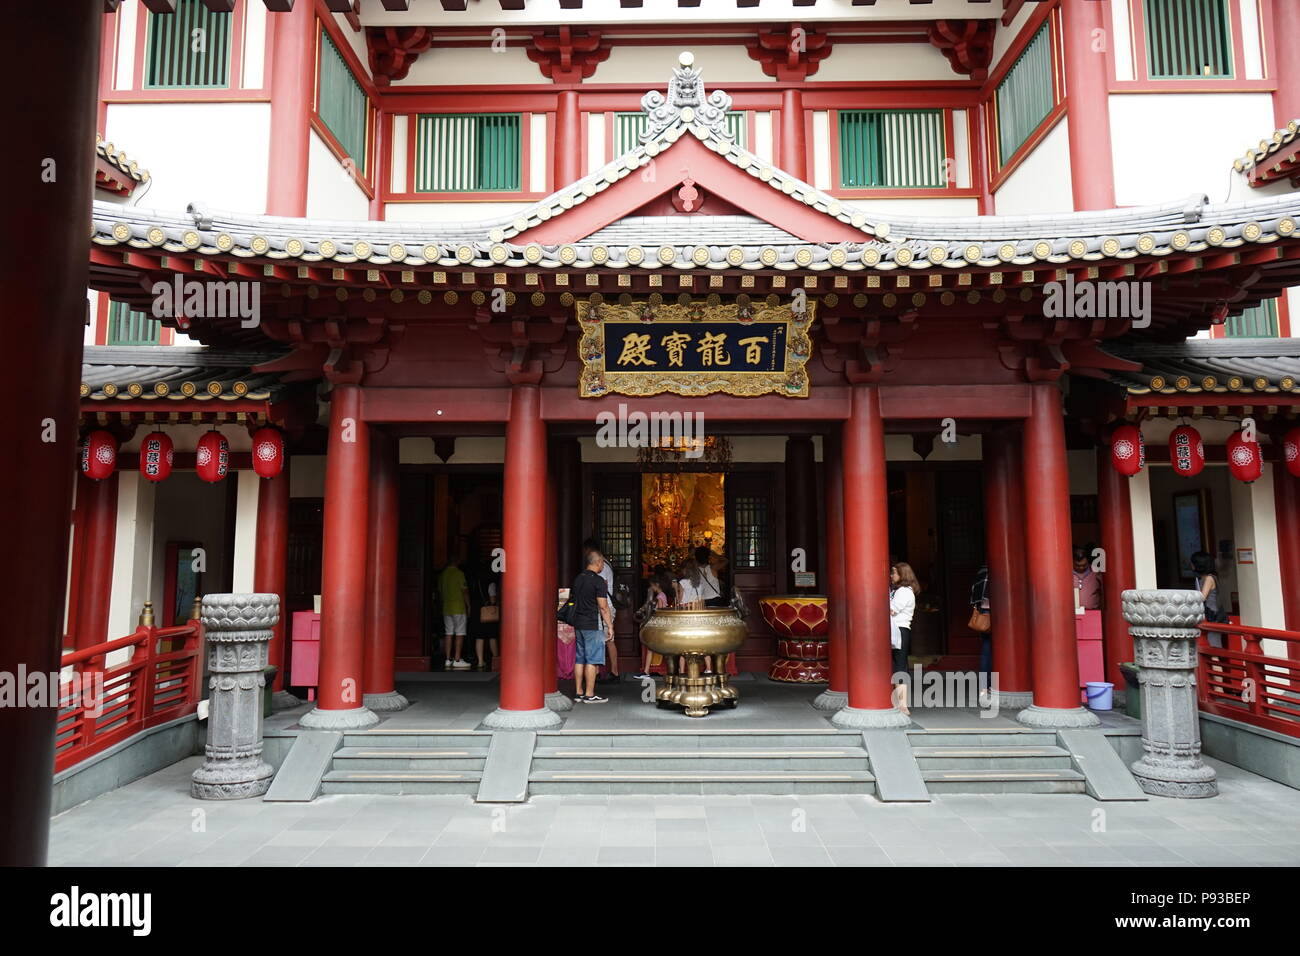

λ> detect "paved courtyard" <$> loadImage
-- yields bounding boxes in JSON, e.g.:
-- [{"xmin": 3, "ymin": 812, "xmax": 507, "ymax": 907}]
[{"xmin": 48, "ymin": 753, "xmax": 1300, "ymax": 867}]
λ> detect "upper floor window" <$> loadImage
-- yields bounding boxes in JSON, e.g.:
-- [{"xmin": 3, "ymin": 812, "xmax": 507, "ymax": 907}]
[
  {"xmin": 143, "ymin": 0, "xmax": 231, "ymax": 90},
  {"xmin": 837, "ymin": 109, "xmax": 946, "ymax": 189},
  {"xmin": 107, "ymin": 301, "xmax": 161, "ymax": 347},
  {"xmin": 414, "ymin": 113, "xmax": 521, "ymax": 192},
  {"xmin": 1144, "ymin": 0, "xmax": 1232, "ymax": 79},
  {"xmin": 1224, "ymin": 298, "xmax": 1278, "ymax": 338},
  {"xmin": 613, "ymin": 111, "xmax": 747, "ymax": 156},
  {"xmin": 317, "ymin": 31, "xmax": 370, "ymax": 174},
  {"xmin": 994, "ymin": 22, "xmax": 1055, "ymax": 166}
]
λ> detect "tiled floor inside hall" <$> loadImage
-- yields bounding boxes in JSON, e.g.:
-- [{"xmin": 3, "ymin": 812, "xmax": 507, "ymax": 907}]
[{"xmin": 48, "ymin": 676, "xmax": 1300, "ymax": 867}]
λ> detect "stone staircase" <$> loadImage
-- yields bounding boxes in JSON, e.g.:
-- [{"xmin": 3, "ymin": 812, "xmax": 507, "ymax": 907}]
[
  {"xmin": 907, "ymin": 727, "xmax": 1087, "ymax": 794},
  {"xmin": 319, "ymin": 729, "xmax": 493, "ymax": 795},
  {"xmin": 528, "ymin": 728, "xmax": 876, "ymax": 795}
]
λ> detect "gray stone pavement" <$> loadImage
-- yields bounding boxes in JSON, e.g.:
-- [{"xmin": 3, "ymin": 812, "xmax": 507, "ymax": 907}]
[{"xmin": 48, "ymin": 753, "xmax": 1300, "ymax": 867}]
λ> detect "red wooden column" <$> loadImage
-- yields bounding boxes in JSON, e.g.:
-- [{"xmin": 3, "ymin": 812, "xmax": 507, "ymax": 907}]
[
  {"xmin": 363, "ymin": 431, "xmax": 408, "ymax": 711},
  {"xmin": 2, "ymin": 0, "xmax": 101, "ymax": 865},
  {"xmin": 554, "ymin": 90, "xmax": 582, "ymax": 188},
  {"xmin": 254, "ymin": 458, "xmax": 291, "ymax": 698},
  {"xmin": 301, "ymin": 386, "xmax": 378, "ymax": 729},
  {"xmin": 486, "ymin": 385, "xmax": 561, "ymax": 728},
  {"xmin": 1097, "ymin": 439, "xmax": 1138, "ymax": 685},
  {"xmin": 832, "ymin": 386, "xmax": 908, "ymax": 729},
  {"xmin": 1274, "ymin": 461, "xmax": 1300, "ymax": 654},
  {"xmin": 1061, "ymin": 0, "xmax": 1116, "ymax": 211},
  {"xmin": 813, "ymin": 431, "xmax": 848, "ymax": 711},
  {"xmin": 540, "ymin": 441, "xmax": 572, "ymax": 711},
  {"xmin": 72, "ymin": 472, "xmax": 119, "ymax": 651},
  {"xmin": 1018, "ymin": 385, "xmax": 1098, "ymax": 727},
  {"xmin": 1273, "ymin": 0, "xmax": 1300, "ymax": 126},
  {"xmin": 982, "ymin": 428, "xmax": 1033, "ymax": 708},
  {"xmin": 266, "ymin": 0, "xmax": 316, "ymax": 216},
  {"xmin": 779, "ymin": 88, "xmax": 808, "ymax": 181}
]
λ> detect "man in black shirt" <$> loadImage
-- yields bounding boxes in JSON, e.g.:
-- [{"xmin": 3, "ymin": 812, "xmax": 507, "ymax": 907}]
[{"xmin": 571, "ymin": 549, "xmax": 615, "ymax": 703}]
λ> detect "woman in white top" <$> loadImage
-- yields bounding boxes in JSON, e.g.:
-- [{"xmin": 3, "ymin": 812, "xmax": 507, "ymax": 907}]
[{"xmin": 889, "ymin": 562, "xmax": 921, "ymax": 716}]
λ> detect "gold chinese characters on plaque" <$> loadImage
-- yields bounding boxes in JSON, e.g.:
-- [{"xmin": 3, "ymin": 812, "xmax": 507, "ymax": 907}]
[{"xmin": 576, "ymin": 299, "xmax": 815, "ymax": 398}]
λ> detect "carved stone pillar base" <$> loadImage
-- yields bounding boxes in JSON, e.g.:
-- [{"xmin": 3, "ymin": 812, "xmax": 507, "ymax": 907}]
[
  {"xmin": 989, "ymin": 690, "xmax": 1034, "ymax": 711},
  {"xmin": 1015, "ymin": 704, "xmax": 1100, "ymax": 728},
  {"xmin": 811, "ymin": 689, "xmax": 848, "ymax": 712},
  {"xmin": 543, "ymin": 691, "xmax": 574, "ymax": 712},
  {"xmin": 299, "ymin": 705, "xmax": 379, "ymax": 729},
  {"xmin": 363, "ymin": 690, "xmax": 410, "ymax": 712},
  {"xmin": 483, "ymin": 706, "xmax": 563, "ymax": 729},
  {"xmin": 830, "ymin": 705, "xmax": 911, "ymax": 729}
]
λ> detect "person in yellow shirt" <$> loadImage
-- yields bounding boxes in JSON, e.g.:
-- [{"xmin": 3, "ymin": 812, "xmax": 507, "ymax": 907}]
[{"xmin": 439, "ymin": 555, "xmax": 471, "ymax": 670}]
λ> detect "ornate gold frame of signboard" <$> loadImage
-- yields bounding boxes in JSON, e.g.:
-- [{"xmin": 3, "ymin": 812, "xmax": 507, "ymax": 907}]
[{"xmin": 576, "ymin": 300, "xmax": 815, "ymax": 398}]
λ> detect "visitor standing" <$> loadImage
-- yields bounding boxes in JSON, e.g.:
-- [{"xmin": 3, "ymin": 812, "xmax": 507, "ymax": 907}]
[
  {"xmin": 470, "ymin": 563, "xmax": 500, "ymax": 671},
  {"xmin": 890, "ymin": 562, "xmax": 920, "ymax": 716},
  {"xmin": 969, "ymin": 563, "xmax": 991, "ymax": 691},
  {"xmin": 1071, "ymin": 546, "xmax": 1103, "ymax": 610},
  {"xmin": 1192, "ymin": 551, "xmax": 1227, "ymax": 647},
  {"xmin": 439, "ymin": 551, "xmax": 472, "ymax": 670},
  {"xmin": 583, "ymin": 537, "xmax": 621, "ymax": 683},
  {"xmin": 695, "ymin": 546, "xmax": 728, "ymax": 608},
  {"xmin": 571, "ymin": 548, "xmax": 615, "ymax": 703}
]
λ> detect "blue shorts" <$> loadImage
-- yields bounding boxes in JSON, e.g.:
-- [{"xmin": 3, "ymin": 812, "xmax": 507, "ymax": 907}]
[{"xmin": 575, "ymin": 628, "xmax": 606, "ymax": 666}]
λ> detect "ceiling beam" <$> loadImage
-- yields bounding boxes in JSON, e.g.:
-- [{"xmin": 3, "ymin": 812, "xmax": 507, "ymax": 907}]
[{"xmin": 140, "ymin": 0, "xmax": 177, "ymax": 13}]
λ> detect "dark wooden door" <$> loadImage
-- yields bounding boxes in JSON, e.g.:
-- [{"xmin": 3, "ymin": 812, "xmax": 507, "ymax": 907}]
[
  {"xmin": 593, "ymin": 475, "xmax": 640, "ymax": 667},
  {"xmin": 728, "ymin": 470, "xmax": 780, "ymax": 672},
  {"xmin": 935, "ymin": 467, "xmax": 985, "ymax": 663},
  {"xmin": 395, "ymin": 471, "xmax": 431, "ymax": 667},
  {"xmin": 286, "ymin": 498, "xmax": 323, "ymax": 614}
]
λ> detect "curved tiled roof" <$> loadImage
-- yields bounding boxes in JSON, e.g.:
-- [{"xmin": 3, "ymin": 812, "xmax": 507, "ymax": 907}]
[
  {"xmin": 96, "ymin": 134, "xmax": 150, "ymax": 186},
  {"xmin": 1101, "ymin": 340, "xmax": 1300, "ymax": 395},
  {"xmin": 1233, "ymin": 119, "xmax": 1300, "ymax": 175},
  {"xmin": 81, "ymin": 346, "xmax": 288, "ymax": 402}
]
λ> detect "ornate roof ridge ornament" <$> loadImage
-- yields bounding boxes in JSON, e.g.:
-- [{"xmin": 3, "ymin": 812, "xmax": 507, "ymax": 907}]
[{"xmin": 640, "ymin": 52, "xmax": 734, "ymax": 143}]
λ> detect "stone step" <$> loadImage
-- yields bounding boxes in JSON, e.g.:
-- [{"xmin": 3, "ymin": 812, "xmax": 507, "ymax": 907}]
[
  {"xmin": 535, "ymin": 730, "xmax": 861, "ymax": 749},
  {"xmin": 320, "ymin": 769, "xmax": 483, "ymax": 795},
  {"xmin": 907, "ymin": 731, "xmax": 1060, "ymax": 748},
  {"xmin": 331, "ymin": 747, "xmax": 489, "ymax": 771},
  {"xmin": 527, "ymin": 768, "xmax": 876, "ymax": 795},
  {"xmin": 530, "ymin": 747, "xmax": 870, "ymax": 771},
  {"xmin": 341, "ymin": 731, "xmax": 492, "ymax": 749},
  {"xmin": 909, "ymin": 746, "xmax": 1074, "ymax": 771},
  {"xmin": 920, "ymin": 768, "xmax": 1087, "ymax": 794}
]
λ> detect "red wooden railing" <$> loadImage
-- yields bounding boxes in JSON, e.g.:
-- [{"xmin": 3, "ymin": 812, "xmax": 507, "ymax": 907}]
[
  {"xmin": 1198, "ymin": 622, "xmax": 1300, "ymax": 738},
  {"xmin": 55, "ymin": 602, "xmax": 204, "ymax": 773}
]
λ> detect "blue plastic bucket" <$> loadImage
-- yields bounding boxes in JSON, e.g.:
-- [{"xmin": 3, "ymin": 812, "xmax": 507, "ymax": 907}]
[{"xmin": 1085, "ymin": 681, "xmax": 1114, "ymax": 711}]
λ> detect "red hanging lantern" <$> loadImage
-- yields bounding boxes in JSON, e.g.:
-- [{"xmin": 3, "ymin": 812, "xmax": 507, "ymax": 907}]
[
  {"xmin": 139, "ymin": 431, "xmax": 173, "ymax": 483},
  {"xmin": 1110, "ymin": 424, "xmax": 1145, "ymax": 476},
  {"xmin": 195, "ymin": 430, "xmax": 230, "ymax": 483},
  {"xmin": 1168, "ymin": 425, "xmax": 1205, "ymax": 477},
  {"xmin": 1283, "ymin": 427, "xmax": 1300, "ymax": 479},
  {"xmin": 250, "ymin": 426, "xmax": 284, "ymax": 479},
  {"xmin": 1226, "ymin": 429, "xmax": 1263, "ymax": 483},
  {"xmin": 80, "ymin": 430, "xmax": 118, "ymax": 481}
]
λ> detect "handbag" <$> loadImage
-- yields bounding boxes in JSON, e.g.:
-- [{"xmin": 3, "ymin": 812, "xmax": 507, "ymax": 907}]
[
  {"xmin": 967, "ymin": 607, "xmax": 991, "ymax": 633},
  {"xmin": 479, "ymin": 605, "xmax": 499, "ymax": 623},
  {"xmin": 556, "ymin": 598, "xmax": 577, "ymax": 626}
]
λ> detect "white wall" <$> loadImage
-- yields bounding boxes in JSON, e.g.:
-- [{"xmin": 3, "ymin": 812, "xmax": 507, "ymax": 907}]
[
  {"xmin": 1230, "ymin": 465, "xmax": 1287, "ymax": 635},
  {"xmin": 306, "ymin": 129, "xmax": 371, "ymax": 221},
  {"xmin": 597, "ymin": 44, "xmax": 769, "ymax": 85},
  {"xmin": 993, "ymin": 120, "xmax": 1074, "ymax": 215},
  {"xmin": 230, "ymin": 471, "xmax": 260, "ymax": 593},
  {"xmin": 384, "ymin": 201, "xmax": 530, "ymax": 222},
  {"xmin": 107, "ymin": 473, "xmax": 156, "ymax": 645},
  {"xmin": 1109, "ymin": 93, "xmax": 1276, "ymax": 205},
  {"xmin": 396, "ymin": 47, "xmax": 539, "ymax": 86},
  {"xmin": 105, "ymin": 102, "xmax": 271, "ymax": 213}
]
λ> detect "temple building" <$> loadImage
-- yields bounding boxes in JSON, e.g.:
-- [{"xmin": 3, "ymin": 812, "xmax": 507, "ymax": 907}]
[{"xmin": 8, "ymin": 0, "xmax": 1300, "ymax": 863}]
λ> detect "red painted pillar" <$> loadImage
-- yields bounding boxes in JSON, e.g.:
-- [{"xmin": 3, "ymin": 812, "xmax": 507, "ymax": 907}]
[
  {"xmin": 1273, "ymin": 463, "xmax": 1300, "ymax": 653},
  {"xmin": 1097, "ymin": 440, "xmax": 1137, "ymax": 685},
  {"xmin": 982, "ymin": 428, "xmax": 1033, "ymax": 705},
  {"xmin": 832, "ymin": 386, "xmax": 908, "ymax": 728},
  {"xmin": 1019, "ymin": 384, "xmax": 1097, "ymax": 726},
  {"xmin": 1, "ymin": 0, "xmax": 101, "ymax": 866},
  {"xmin": 779, "ymin": 88, "xmax": 808, "ymax": 181},
  {"xmin": 1273, "ymin": 0, "xmax": 1300, "ymax": 126},
  {"xmin": 972, "ymin": 100, "xmax": 995, "ymax": 215},
  {"xmin": 266, "ymin": 0, "xmax": 316, "ymax": 216},
  {"xmin": 554, "ymin": 89, "xmax": 581, "ymax": 188},
  {"xmin": 813, "ymin": 430, "xmax": 848, "ymax": 710},
  {"xmin": 1061, "ymin": 0, "xmax": 1116, "ymax": 210},
  {"xmin": 72, "ymin": 472, "xmax": 119, "ymax": 651},
  {"xmin": 363, "ymin": 431, "xmax": 407, "ymax": 710},
  {"xmin": 301, "ymin": 386, "xmax": 377, "ymax": 728},
  {"xmin": 254, "ymin": 459, "xmax": 290, "ymax": 693},
  {"xmin": 543, "ymin": 442, "xmax": 559, "ymax": 697},
  {"xmin": 368, "ymin": 112, "xmax": 389, "ymax": 221},
  {"xmin": 487, "ymin": 384, "xmax": 560, "ymax": 728}
]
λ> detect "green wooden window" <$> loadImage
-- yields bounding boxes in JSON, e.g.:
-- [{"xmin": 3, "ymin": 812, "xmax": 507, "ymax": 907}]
[
  {"xmin": 1145, "ymin": 0, "xmax": 1233, "ymax": 79},
  {"xmin": 613, "ymin": 111, "xmax": 747, "ymax": 155},
  {"xmin": 107, "ymin": 301, "xmax": 161, "ymax": 346},
  {"xmin": 995, "ymin": 22, "xmax": 1055, "ymax": 166},
  {"xmin": 317, "ymin": 32, "xmax": 369, "ymax": 174},
  {"xmin": 144, "ymin": 0, "xmax": 231, "ymax": 89},
  {"xmin": 838, "ymin": 109, "xmax": 946, "ymax": 189},
  {"xmin": 1224, "ymin": 298, "xmax": 1279, "ymax": 338},
  {"xmin": 414, "ymin": 113, "xmax": 521, "ymax": 192}
]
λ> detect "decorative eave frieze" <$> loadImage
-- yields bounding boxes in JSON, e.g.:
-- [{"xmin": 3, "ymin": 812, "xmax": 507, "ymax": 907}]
[
  {"xmin": 526, "ymin": 27, "xmax": 610, "ymax": 83},
  {"xmin": 926, "ymin": 19, "xmax": 995, "ymax": 82},
  {"xmin": 745, "ymin": 25, "xmax": 832, "ymax": 82}
]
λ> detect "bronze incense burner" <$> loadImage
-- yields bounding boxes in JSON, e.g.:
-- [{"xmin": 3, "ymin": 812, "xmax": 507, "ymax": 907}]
[{"xmin": 639, "ymin": 607, "xmax": 748, "ymax": 717}]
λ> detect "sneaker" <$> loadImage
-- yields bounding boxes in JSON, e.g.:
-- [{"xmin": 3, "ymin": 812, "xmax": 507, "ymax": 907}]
[
  {"xmin": 631, "ymin": 672, "xmax": 651, "ymax": 681},
  {"xmin": 574, "ymin": 695, "xmax": 590, "ymax": 703},
  {"xmin": 585, "ymin": 694, "xmax": 609, "ymax": 704},
  {"xmin": 453, "ymin": 659, "xmax": 472, "ymax": 670}
]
